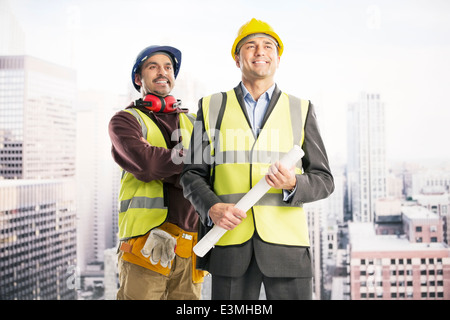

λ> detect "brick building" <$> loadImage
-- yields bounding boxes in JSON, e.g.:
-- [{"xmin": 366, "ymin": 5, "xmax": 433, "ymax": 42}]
[{"xmin": 349, "ymin": 205, "xmax": 450, "ymax": 300}]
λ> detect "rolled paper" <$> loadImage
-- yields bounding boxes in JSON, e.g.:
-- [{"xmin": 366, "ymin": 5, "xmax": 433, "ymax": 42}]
[{"xmin": 193, "ymin": 145, "xmax": 304, "ymax": 257}]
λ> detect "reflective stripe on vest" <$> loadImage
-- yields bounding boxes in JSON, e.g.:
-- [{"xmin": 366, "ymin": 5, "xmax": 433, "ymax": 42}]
[
  {"xmin": 203, "ymin": 89, "xmax": 310, "ymax": 246},
  {"xmin": 118, "ymin": 108, "xmax": 194, "ymax": 240}
]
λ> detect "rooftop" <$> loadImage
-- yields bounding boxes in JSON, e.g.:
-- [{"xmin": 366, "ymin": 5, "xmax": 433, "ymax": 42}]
[
  {"xmin": 348, "ymin": 222, "xmax": 448, "ymax": 253},
  {"xmin": 402, "ymin": 205, "xmax": 439, "ymax": 221}
]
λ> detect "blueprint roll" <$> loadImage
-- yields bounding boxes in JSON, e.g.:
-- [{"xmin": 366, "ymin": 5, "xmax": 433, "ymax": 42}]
[{"xmin": 193, "ymin": 145, "xmax": 305, "ymax": 257}]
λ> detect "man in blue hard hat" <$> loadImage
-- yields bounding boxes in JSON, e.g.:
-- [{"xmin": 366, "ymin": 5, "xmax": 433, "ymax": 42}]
[
  {"xmin": 109, "ymin": 45, "xmax": 206, "ymax": 300},
  {"xmin": 131, "ymin": 45, "xmax": 180, "ymax": 96}
]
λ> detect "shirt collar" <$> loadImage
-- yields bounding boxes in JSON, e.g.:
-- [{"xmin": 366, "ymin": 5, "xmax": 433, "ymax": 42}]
[{"xmin": 240, "ymin": 82, "xmax": 275, "ymax": 102}]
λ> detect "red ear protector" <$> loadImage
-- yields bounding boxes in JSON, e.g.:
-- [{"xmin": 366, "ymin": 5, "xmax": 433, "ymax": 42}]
[{"xmin": 135, "ymin": 94, "xmax": 180, "ymax": 113}]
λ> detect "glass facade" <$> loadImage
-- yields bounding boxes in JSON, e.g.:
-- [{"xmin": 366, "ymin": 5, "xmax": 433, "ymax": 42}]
[
  {"xmin": 0, "ymin": 55, "xmax": 77, "ymax": 300},
  {"xmin": 0, "ymin": 56, "xmax": 76, "ymax": 180},
  {"xmin": 0, "ymin": 58, "xmax": 25, "ymax": 179},
  {"xmin": 0, "ymin": 180, "xmax": 77, "ymax": 300}
]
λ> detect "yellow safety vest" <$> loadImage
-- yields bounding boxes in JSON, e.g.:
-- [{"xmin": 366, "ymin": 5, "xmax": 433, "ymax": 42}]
[
  {"xmin": 203, "ymin": 89, "xmax": 310, "ymax": 246},
  {"xmin": 118, "ymin": 108, "xmax": 195, "ymax": 240}
]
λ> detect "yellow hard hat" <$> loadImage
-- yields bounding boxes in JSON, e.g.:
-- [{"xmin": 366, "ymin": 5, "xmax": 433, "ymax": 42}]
[{"xmin": 231, "ymin": 18, "xmax": 284, "ymax": 59}]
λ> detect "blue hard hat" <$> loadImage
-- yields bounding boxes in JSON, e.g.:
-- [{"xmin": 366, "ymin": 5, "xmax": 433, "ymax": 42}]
[{"xmin": 131, "ymin": 45, "xmax": 182, "ymax": 92}]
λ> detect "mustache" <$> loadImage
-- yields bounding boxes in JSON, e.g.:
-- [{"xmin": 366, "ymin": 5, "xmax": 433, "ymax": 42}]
[{"xmin": 153, "ymin": 77, "xmax": 170, "ymax": 83}]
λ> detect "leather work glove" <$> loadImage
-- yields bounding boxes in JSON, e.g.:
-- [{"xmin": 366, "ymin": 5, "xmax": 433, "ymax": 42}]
[{"xmin": 141, "ymin": 229, "xmax": 176, "ymax": 268}]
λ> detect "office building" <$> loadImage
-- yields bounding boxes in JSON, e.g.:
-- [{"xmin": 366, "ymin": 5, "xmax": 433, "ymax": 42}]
[
  {"xmin": 349, "ymin": 205, "xmax": 450, "ymax": 300},
  {"xmin": 347, "ymin": 92, "xmax": 387, "ymax": 222},
  {"xmin": 75, "ymin": 90, "xmax": 124, "ymax": 274},
  {"xmin": 0, "ymin": 180, "xmax": 77, "ymax": 300},
  {"xmin": 0, "ymin": 0, "xmax": 26, "ymax": 56},
  {"xmin": 0, "ymin": 55, "xmax": 77, "ymax": 299},
  {"xmin": 304, "ymin": 201, "xmax": 324, "ymax": 299},
  {"xmin": 0, "ymin": 55, "xmax": 76, "ymax": 180}
]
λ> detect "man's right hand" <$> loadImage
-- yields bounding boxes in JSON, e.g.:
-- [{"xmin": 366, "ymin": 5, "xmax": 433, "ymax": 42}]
[{"xmin": 209, "ymin": 203, "xmax": 247, "ymax": 230}]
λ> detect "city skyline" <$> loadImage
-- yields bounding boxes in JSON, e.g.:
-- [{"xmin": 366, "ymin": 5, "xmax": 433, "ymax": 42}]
[
  {"xmin": 6, "ymin": 0, "xmax": 450, "ymax": 163},
  {"xmin": 1, "ymin": 0, "xmax": 450, "ymax": 300}
]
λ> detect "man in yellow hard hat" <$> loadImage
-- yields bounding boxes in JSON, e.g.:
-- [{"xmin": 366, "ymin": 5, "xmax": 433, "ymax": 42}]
[{"xmin": 181, "ymin": 18, "xmax": 334, "ymax": 299}]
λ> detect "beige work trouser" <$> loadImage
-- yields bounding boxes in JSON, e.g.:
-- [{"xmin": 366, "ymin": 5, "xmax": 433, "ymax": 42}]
[{"xmin": 117, "ymin": 253, "xmax": 202, "ymax": 300}]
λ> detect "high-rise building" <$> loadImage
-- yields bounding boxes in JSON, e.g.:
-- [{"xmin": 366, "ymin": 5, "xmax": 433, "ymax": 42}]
[
  {"xmin": 304, "ymin": 201, "xmax": 324, "ymax": 299},
  {"xmin": 0, "ymin": 180, "xmax": 77, "ymax": 300},
  {"xmin": 0, "ymin": 55, "xmax": 78, "ymax": 299},
  {"xmin": 0, "ymin": 55, "xmax": 76, "ymax": 179},
  {"xmin": 75, "ymin": 90, "xmax": 124, "ymax": 273},
  {"xmin": 347, "ymin": 92, "xmax": 387, "ymax": 222},
  {"xmin": 0, "ymin": 0, "xmax": 26, "ymax": 56}
]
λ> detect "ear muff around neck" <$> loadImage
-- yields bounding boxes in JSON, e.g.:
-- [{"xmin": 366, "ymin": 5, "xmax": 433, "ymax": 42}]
[{"xmin": 135, "ymin": 94, "xmax": 179, "ymax": 113}]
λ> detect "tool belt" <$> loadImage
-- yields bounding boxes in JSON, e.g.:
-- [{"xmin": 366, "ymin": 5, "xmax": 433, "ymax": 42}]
[{"xmin": 119, "ymin": 222, "xmax": 206, "ymax": 283}]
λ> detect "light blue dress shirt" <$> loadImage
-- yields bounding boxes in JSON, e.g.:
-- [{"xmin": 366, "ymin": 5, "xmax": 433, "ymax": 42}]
[
  {"xmin": 240, "ymin": 82, "xmax": 297, "ymax": 201},
  {"xmin": 241, "ymin": 82, "xmax": 275, "ymax": 137}
]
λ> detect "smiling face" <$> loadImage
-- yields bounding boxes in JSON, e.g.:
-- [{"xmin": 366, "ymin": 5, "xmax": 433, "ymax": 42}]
[
  {"xmin": 235, "ymin": 36, "xmax": 280, "ymax": 84},
  {"xmin": 134, "ymin": 54, "xmax": 175, "ymax": 97}
]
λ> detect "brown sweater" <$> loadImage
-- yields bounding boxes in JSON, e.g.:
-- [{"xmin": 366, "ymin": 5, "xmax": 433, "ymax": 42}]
[{"xmin": 108, "ymin": 102, "xmax": 198, "ymax": 232}]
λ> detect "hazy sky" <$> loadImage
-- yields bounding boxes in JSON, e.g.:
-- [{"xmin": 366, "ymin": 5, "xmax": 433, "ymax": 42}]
[{"xmin": 7, "ymin": 0, "xmax": 450, "ymax": 164}]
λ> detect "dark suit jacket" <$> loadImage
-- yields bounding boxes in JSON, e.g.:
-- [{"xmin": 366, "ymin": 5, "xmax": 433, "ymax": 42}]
[{"xmin": 180, "ymin": 83, "xmax": 334, "ymax": 278}]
